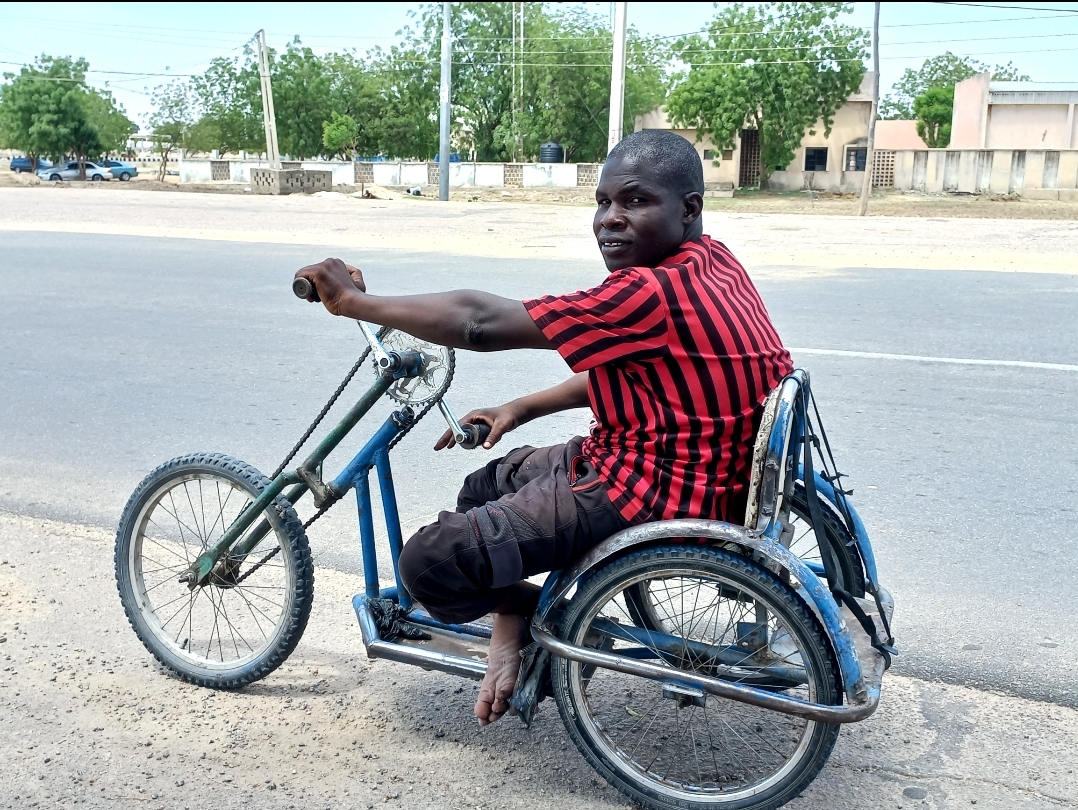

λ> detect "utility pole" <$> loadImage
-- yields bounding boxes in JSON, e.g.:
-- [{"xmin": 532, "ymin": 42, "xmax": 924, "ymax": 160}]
[
  {"xmin": 256, "ymin": 29, "xmax": 281, "ymax": 170},
  {"xmin": 438, "ymin": 1, "xmax": 451, "ymax": 201},
  {"xmin": 857, "ymin": 2, "xmax": 880, "ymax": 216},
  {"xmin": 607, "ymin": 2, "xmax": 628, "ymax": 155}
]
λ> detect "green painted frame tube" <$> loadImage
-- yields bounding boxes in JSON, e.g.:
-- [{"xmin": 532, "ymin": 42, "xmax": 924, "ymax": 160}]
[{"xmin": 185, "ymin": 374, "xmax": 394, "ymax": 583}]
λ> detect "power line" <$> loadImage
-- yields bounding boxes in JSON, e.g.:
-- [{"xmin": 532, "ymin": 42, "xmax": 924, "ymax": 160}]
[{"xmin": 933, "ymin": 1, "xmax": 1078, "ymax": 12}]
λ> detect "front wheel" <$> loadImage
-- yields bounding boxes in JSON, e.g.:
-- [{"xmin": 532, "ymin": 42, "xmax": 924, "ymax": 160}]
[
  {"xmin": 552, "ymin": 545, "xmax": 841, "ymax": 810},
  {"xmin": 115, "ymin": 452, "xmax": 313, "ymax": 688},
  {"xmin": 49, "ymin": 173, "xmax": 61, "ymax": 182}
]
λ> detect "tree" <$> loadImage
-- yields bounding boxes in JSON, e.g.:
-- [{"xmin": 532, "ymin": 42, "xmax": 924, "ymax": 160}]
[
  {"xmin": 149, "ymin": 80, "xmax": 194, "ymax": 181},
  {"xmin": 80, "ymin": 87, "xmax": 136, "ymax": 156},
  {"xmin": 190, "ymin": 53, "xmax": 262, "ymax": 154},
  {"xmin": 0, "ymin": 56, "xmax": 92, "ymax": 171},
  {"xmin": 497, "ymin": 5, "xmax": 667, "ymax": 163},
  {"xmin": 322, "ymin": 111, "xmax": 359, "ymax": 158},
  {"xmin": 879, "ymin": 52, "xmax": 1029, "ymax": 120},
  {"xmin": 666, "ymin": 2, "xmax": 867, "ymax": 188},
  {"xmin": 394, "ymin": 2, "xmax": 666, "ymax": 163},
  {"xmin": 271, "ymin": 39, "xmax": 335, "ymax": 159},
  {"xmin": 913, "ymin": 85, "xmax": 953, "ymax": 148}
]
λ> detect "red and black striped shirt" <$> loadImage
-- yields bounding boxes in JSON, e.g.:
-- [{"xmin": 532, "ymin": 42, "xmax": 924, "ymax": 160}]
[{"xmin": 524, "ymin": 235, "xmax": 793, "ymax": 525}]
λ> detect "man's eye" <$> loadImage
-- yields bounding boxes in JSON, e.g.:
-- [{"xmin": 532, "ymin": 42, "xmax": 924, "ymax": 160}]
[{"xmin": 629, "ymin": 196, "xmax": 647, "ymax": 204}]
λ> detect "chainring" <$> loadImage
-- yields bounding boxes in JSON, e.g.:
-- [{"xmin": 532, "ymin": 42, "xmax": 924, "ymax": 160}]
[{"xmin": 376, "ymin": 329, "xmax": 455, "ymax": 407}]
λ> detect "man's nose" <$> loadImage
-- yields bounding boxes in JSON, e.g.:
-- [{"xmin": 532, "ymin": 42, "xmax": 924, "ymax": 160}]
[{"xmin": 599, "ymin": 203, "xmax": 628, "ymax": 230}]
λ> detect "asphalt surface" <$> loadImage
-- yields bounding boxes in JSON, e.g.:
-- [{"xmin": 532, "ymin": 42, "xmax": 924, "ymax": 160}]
[{"xmin": 2, "ymin": 230, "xmax": 1076, "ymax": 709}]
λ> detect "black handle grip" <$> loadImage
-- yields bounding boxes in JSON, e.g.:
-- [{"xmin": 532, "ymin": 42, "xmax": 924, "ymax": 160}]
[
  {"xmin": 293, "ymin": 277, "xmax": 314, "ymax": 299},
  {"xmin": 459, "ymin": 422, "xmax": 492, "ymax": 450}
]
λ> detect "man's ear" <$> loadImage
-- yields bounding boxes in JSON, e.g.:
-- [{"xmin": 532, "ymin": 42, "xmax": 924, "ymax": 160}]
[{"xmin": 682, "ymin": 191, "xmax": 704, "ymax": 224}]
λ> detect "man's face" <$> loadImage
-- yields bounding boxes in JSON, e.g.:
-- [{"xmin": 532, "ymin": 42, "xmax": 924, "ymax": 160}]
[{"xmin": 593, "ymin": 155, "xmax": 696, "ymax": 271}]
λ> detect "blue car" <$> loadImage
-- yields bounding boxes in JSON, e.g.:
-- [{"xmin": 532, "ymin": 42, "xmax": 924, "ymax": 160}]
[
  {"xmin": 99, "ymin": 159, "xmax": 138, "ymax": 181},
  {"xmin": 9, "ymin": 156, "xmax": 52, "ymax": 173}
]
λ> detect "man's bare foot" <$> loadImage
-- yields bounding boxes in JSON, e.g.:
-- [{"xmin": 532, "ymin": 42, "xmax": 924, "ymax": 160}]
[{"xmin": 475, "ymin": 613, "xmax": 529, "ymax": 726}]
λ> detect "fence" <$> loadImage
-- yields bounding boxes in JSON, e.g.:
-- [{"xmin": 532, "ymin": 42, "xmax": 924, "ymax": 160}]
[{"xmin": 179, "ymin": 157, "xmax": 603, "ymax": 190}]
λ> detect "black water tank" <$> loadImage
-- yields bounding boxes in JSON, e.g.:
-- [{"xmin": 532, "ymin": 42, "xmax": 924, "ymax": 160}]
[{"xmin": 539, "ymin": 142, "xmax": 564, "ymax": 163}]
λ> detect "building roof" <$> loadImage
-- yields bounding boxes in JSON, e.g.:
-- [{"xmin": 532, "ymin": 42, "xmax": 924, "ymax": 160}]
[
  {"xmin": 988, "ymin": 82, "xmax": 1078, "ymax": 105},
  {"xmin": 990, "ymin": 81, "xmax": 1078, "ymax": 93}
]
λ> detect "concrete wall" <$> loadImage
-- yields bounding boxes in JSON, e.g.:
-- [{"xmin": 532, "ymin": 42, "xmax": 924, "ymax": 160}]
[
  {"xmin": 985, "ymin": 104, "xmax": 1073, "ymax": 150},
  {"xmin": 876, "ymin": 119, "xmax": 927, "ymax": 150},
  {"xmin": 888, "ymin": 148, "xmax": 1078, "ymax": 197},
  {"xmin": 951, "ymin": 73, "xmax": 992, "ymax": 149}
]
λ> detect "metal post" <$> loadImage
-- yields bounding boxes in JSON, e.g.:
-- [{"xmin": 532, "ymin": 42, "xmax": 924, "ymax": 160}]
[
  {"xmin": 607, "ymin": 2, "xmax": 628, "ymax": 155},
  {"xmin": 256, "ymin": 29, "xmax": 281, "ymax": 170},
  {"xmin": 857, "ymin": 2, "xmax": 880, "ymax": 216},
  {"xmin": 438, "ymin": 1, "xmax": 452, "ymax": 201}
]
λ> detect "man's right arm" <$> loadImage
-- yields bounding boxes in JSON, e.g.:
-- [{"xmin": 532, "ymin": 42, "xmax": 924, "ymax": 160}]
[{"xmin": 435, "ymin": 372, "xmax": 590, "ymax": 449}]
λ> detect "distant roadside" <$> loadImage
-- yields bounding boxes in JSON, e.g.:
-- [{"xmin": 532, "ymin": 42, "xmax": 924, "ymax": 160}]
[{"xmin": 4, "ymin": 157, "xmax": 1078, "ymax": 220}]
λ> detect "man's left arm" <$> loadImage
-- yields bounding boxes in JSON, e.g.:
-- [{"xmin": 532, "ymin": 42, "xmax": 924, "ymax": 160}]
[{"xmin": 295, "ymin": 258, "xmax": 552, "ymax": 352}]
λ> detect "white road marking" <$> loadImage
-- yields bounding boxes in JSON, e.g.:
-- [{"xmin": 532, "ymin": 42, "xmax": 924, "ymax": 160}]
[{"xmin": 789, "ymin": 348, "xmax": 1078, "ymax": 373}]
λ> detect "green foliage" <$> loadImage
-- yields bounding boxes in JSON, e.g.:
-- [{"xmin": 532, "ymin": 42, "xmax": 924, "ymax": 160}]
[
  {"xmin": 397, "ymin": 2, "xmax": 666, "ymax": 163},
  {"xmin": 913, "ymin": 85, "xmax": 953, "ymax": 148},
  {"xmin": 322, "ymin": 111, "xmax": 359, "ymax": 158},
  {"xmin": 149, "ymin": 80, "xmax": 195, "ymax": 180},
  {"xmin": 79, "ymin": 87, "xmax": 136, "ymax": 156},
  {"xmin": 0, "ymin": 56, "xmax": 92, "ymax": 167},
  {"xmin": 189, "ymin": 53, "xmax": 262, "ymax": 154},
  {"xmin": 879, "ymin": 52, "xmax": 1029, "ymax": 120},
  {"xmin": 666, "ymin": 2, "xmax": 866, "ymax": 187}
]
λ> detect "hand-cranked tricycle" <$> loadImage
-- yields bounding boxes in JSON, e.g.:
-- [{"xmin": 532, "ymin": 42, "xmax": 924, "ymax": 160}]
[{"xmin": 115, "ymin": 302, "xmax": 895, "ymax": 810}]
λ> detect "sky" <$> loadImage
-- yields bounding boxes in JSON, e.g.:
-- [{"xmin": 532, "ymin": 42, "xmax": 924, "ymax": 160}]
[{"xmin": 2, "ymin": 1, "xmax": 1078, "ymax": 129}]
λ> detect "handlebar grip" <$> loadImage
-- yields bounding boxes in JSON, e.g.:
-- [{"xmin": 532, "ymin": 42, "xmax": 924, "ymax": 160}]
[
  {"xmin": 459, "ymin": 422, "xmax": 492, "ymax": 450},
  {"xmin": 293, "ymin": 277, "xmax": 314, "ymax": 299}
]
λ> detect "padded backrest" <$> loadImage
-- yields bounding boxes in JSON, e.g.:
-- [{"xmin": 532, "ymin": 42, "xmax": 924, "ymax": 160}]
[{"xmin": 743, "ymin": 370, "xmax": 805, "ymax": 532}]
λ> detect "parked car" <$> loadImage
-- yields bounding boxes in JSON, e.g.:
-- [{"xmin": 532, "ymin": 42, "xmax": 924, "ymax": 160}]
[
  {"xmin": 9, "ymin": 156, "xmax": 52, "ymax": 173},
  {"xmin": 37, "ymin": 161, "xmax": 114, "ymax": 182},
  {"xmin": 98, "ymin": 159, "xmax": 138, "ymax": 181}
]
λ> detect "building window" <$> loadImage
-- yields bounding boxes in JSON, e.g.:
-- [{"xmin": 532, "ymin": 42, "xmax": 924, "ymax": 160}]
[
  {"xmin": 806, "ymin": 147, "xmax": 827, "ymax": 171},
  {"xmin": 845, "ymin": 147, "xmax": 867, "ymax": 171},
  {"xmin": 722, "ymin": 149, "xmax": 734, "ymax": 161},
  {"xmin": 804, "ymin": 148, "xmax": 828, "ymax": 172},
  {"xmin": 703, "ymin": 149, "xmax": 714, "ymax": 160}
]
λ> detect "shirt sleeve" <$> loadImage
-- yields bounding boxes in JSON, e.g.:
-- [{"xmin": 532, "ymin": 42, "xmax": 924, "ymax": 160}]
[{"xmin": 523, "ymin": 267, "xmax": 669, "ymax": 372}]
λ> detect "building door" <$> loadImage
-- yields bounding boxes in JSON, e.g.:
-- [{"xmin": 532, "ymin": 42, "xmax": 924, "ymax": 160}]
[{"xmin": 738, "ymin": 129, "xmax": 761, "ymax": 187}]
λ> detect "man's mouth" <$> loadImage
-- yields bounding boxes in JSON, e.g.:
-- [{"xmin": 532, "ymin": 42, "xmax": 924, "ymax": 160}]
[{"xmin": 599, "ymin": 238, "xmax": 631, "ymax": 253}]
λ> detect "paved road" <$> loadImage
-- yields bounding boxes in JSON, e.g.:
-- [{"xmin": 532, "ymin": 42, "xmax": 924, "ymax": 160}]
[{"xmin": 2, "ymin": 231, "xmax": 1076, "ymax": 709}]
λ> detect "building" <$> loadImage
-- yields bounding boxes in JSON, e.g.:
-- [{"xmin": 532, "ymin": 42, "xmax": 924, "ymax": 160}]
[
  {"xmin": 634, "ymin": 73, "xmax": 878, "ymax": 192},
  {"xmin": 951, "ymin": 74, "xmax": 1078, "ymax": 150}
]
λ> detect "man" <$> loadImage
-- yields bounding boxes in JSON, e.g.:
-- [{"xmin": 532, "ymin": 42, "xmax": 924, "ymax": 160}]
[{"xmin": 294, "ymin": 129, "xmax": 792, "ymax": 727}]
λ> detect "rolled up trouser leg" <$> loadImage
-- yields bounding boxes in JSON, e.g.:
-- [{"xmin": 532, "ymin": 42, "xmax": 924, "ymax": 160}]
[{"xmin": 400, "ymin": 440, "xmax": 627, "ymax": 625}]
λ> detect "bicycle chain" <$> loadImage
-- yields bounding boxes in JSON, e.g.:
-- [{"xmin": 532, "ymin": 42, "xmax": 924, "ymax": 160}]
[{"xmin": 235, "ymin": 339, "xmax": 456, "ymax": 584}]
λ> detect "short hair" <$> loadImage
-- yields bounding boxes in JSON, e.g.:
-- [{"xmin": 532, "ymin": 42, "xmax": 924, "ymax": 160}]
[{"xmin": 607, "ymin": 130, "xmax": 704, "ymax": 197}]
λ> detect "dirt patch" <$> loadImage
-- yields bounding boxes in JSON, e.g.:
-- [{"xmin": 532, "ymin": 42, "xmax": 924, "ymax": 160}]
[{"xmin": 4, "ymin": 509, "xmax": 1078, "ymax": 809}]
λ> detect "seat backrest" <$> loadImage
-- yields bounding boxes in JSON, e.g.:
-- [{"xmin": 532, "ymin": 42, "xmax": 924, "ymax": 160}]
[{"xmin": 743, "ymin": 369, "xmax": 807, "ymax": 533}]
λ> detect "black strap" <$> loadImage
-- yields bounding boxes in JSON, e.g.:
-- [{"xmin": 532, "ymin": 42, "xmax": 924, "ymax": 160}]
[{"xmin": 798, "ymin": 382, "xmax": 895, "ymax": 670}]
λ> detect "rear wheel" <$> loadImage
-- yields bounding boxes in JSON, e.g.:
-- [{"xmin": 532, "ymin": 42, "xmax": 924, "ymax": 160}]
[
  {"xmin": 115, "ymin": 453, "xmax": 313, "ymax": 688},
  {"xmin": 91, "ymin": 173, "xmax": 103, "ymax": 181},
  {"xmin": 119, "ymin": 171, "xmax": 131, "ymax": 181},
  {"xmin": 625, "ymin": 483, "xmax": 864, "ymax": 635},
  {"xmin": 552, "ymin": 545, "xmax": 841, "ymax": 810}
]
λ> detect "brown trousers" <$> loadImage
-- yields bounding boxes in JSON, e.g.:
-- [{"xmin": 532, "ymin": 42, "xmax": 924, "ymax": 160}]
[{"xmin": 398, "ymin": 437, "xmax": 629, "ymax": 624}]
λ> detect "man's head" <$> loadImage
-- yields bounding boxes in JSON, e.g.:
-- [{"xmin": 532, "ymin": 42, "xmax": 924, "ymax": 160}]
[{"xmin": 593, "ymin": 129, "xmax": 705, "ymax": 271}]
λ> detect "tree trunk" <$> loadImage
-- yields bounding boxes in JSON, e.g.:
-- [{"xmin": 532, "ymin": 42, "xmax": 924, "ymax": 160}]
[
  {"xmin": 78, "ymin": 157, "xmax": 86, "ymax": 181},
  {"xmin": 158, "ymin": 147, "xmax": 171, "ymax": 183}
]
